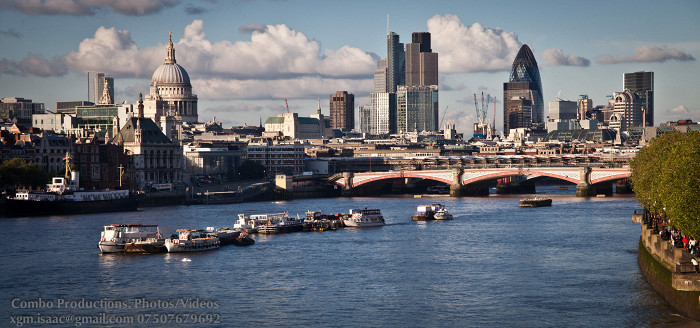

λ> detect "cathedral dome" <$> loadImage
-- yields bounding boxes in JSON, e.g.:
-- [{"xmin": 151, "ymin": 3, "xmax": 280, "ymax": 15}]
[
  {"xmin": 150, "ymin": 32, "xmax": 190, "ymax": 85},
  {"xmin": 151, "ymin": 63, "xmax": 190, "ymax": 85}
]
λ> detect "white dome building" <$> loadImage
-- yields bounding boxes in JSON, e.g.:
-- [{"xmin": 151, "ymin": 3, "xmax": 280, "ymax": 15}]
[{"xmin": 144, "ymin": 32, "xmax": 198, "ymax": 135}]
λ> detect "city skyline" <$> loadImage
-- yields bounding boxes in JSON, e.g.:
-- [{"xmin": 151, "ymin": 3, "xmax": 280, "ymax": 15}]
[{"xmin": 0, "ymin": 0, "xmax": 698, "ymax": 134}]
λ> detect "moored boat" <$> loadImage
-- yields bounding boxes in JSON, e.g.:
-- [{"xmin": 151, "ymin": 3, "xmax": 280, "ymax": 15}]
[
  {"xmin": 519, "ymin": 197, "xmax": 552, "ymax": 208},
  {"xmin": 206, "ymin": 227, "xmax": 240, "ymax": 246},
  {"xmin": 233, "ymin": 214, "xmax": 262, "ymax": 233},
  {"xmin": 232, "ymin": 231, "xmax": 255, "ymax": 246},
  {"xmin": 343, "ymin": 208, "xmax": 385, "ymax": 227},
  {"xmin": 5, "ymin": 153, "xmax": 139, "ymax": 217},
  {"xmin": 99, "ymin": 224, "xmax": 167, "ymax": 253},
  {"xmin": 257, "ymin": 213, "xmax": 304, "ymax": 234},
  {"xmin": 165, "ymin": 229, "xmax": 220, "ymax": 252},
  {"xmin": 303, "ymin": 211, "xmax": 342, "ymax": 231}
]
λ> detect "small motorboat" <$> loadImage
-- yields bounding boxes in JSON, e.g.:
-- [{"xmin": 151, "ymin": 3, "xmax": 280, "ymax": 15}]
[
  {"xmin": 519, "ymin": 197, "xmax": 552, "ymax": 208},
  {"xmin": 232, "ymin": 231, "xmax": 255, "ymax": 246}
]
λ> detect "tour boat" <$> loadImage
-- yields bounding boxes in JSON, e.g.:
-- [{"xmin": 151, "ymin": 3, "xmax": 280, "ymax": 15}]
[
  {"xmin": 5, "ymin": 153, "xmax": 139, "ymax": 217},
  {"xmin": 98, "ymin": 224, "xmax": 167, "ymax": 253},
  {"xmin": 343, "ymin": 208, "xmax": 385, "ymax": 227},
  {"xmin": 257, "ymin": 213, "xmax": 304, "ymax": 234},
  {"xmin": 165, "ymin": 229, "xmax": 220, "ymax": 252},
  {"xmin": 519, "ymin": 197, "xmax": 553, "ymax": 208}
]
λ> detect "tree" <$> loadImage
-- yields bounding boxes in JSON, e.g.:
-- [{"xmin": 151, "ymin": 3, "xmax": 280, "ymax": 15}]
[
  {"xmin": 236, "ymin": 160, "xmax": 266, "ymax": 180},
  {"xmin": 0, "ymin": 158, "xmax": 51, "ymax": 190},
  {"xmin": 630, "ymin": 131, "xmax": 700, "ymax": 237}
]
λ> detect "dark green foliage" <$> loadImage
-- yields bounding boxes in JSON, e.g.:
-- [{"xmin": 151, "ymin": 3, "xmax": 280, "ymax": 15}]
[
  {"xmin": 630, "ymin": 131, "xmax": 700, "ymax": 237},
  {"xmin": 236, "ymin": 160, "xmax": 265, "ymax": 180},
  {"xmin": 0, "ymin": 158, "xmax": 51, "ymax": 190}
]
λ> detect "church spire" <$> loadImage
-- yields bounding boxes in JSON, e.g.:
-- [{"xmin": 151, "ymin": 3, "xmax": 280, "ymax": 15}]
[
  {"xmin": 317, "ymin": 98, "xmax": 321, "ymax": 115},
  {"xmin": 99, "ymin": 77, "xmax": 112, "ymax": 104},
  {"xmin": 138, "ymin": 93, "xmax": 144, "ymax": 118},
  {"xmin": 165, "ymin": 31, "xmax": 176, "ymax": 64}
]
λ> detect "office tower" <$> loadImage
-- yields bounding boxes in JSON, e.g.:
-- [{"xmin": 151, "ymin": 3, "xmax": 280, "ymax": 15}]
[
  {"xmin": 577, "ymin": 95, "xmax": 593, "ymax": 120},
  {"xmin": 88, "ymin": 72, "xmax": 114, "ymax": 105},
  {"xmin": 370, "ymin": 92, "xmax": 396, "ymax": 134},
  {"xmin": 359, "ymin": 105, "xmax": 372, "ymax": 134},
  {"xmin": 330, "ymin": 91, "xmax": 354, "ymax": 130},
  {"xmin": 623, "ymin": 71, "xmax": 653, "ymax": 126},
  {"xmin": 396, "ymin": 85, "xmax": 439, "ymax": 132},
  {"xmin": 610, "ymin": 90, "xmax": 642, "ymax": 131},
  {"xmin": 405, "ymin": 32, "xmax": 438, "ymax": 86},
  {"xmin": 386, "ymin": 32, "xmax": 405, "ymax": 93},
  {"xmin": 374, "ymin": 59, "xmax": 388, "ymax": 93},
  {"xmin": 503, "ymin": 44, "xmax": 543, "ymax": 135}
]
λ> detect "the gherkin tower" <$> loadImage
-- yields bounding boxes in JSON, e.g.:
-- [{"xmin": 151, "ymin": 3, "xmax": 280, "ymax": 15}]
[{"xmin": 507, "ymin": 44, "xmax": 543, "ymax": 124}]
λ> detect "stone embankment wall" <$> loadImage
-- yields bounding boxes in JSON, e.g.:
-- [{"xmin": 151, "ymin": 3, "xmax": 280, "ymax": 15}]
[{"xmin": 637, "ymin": 214, "xmax": 700, "ymax": 320}]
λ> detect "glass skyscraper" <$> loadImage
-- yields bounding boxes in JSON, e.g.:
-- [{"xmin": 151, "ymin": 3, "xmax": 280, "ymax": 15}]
[
  {"xmin": 623, "ymin": 71, "xmax": 653, "ymax": 126},
  {"xmin": 504, "ymin": 44, "xmax": 544, "ymax": 131}
]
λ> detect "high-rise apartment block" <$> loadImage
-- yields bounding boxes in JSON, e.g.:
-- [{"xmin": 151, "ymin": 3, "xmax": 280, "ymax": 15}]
[
  {"xmin": 329, "ymin": 91, "xmax": 354, "ymax": 131},
  {"xmin": 623, "ymin": 71, "xmax": 653, "ymax": 126}
]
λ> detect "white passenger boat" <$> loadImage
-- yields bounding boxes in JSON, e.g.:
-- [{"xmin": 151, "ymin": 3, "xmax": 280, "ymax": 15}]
[
  {"xmin": 233, "ymin": 213, "xmax": 267, "ymax": 233},
  {"xmin": 343, "ymin": 208, "xmax": 385, "ymax": 227},
  {"xmin": 433, "ymin": 207, "xmax": 453, "ymax": 220},
  {"xmin": 257, "ymin": 213, "xmax": 304, "ymax": 234},
  {"xmin": 165, "ymin": 229, "xmax": 220, "ymax": 252},
  {"xmin": 98, "ymin": 224, "xmax": 167, "ymax": 253}
]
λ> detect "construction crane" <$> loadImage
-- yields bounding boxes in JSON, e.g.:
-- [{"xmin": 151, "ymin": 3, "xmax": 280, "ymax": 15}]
[
  {"xmin": 284, "ymin": 99, "xmax": 290, "ymax": 113},
  {"xmin": 473, "ymin": 92, "xmax": 495, "ymax": 139},
  {"xmin": 474, "ymin": 92, "xmax": 490, "ymax": 125},
  {"xmin": 439, "ymin": 106, "xmax": 449, "ymax": 128}
]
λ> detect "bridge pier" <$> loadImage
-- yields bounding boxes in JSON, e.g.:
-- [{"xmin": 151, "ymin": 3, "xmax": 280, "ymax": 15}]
[
  {"xmin": 449, "ymin": 168, "xmax": 464, "ymax": 197},
  {"xmin": 616, "ymin": 178, "xmax": 633, "ymax": 194},
  {"xmin": 576, "ymin": 167, "xmax": 592, "ymax": 197},
  {"xmin": 340, "ymin": 172, "xmax": 355, "ymax": 197}
]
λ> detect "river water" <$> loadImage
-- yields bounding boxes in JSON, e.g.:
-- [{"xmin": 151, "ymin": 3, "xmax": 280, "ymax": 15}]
[{"xmin": 0, "ymin": 186, "xmax": 686, "ymax": 327}]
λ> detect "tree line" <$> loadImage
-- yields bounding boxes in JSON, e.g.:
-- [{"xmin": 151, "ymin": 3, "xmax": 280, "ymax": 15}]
[
  {"xmin": 0, "ymin": 158, "xmax": 51, "ymax": 191},
  {"xmin": 630, "ymin": 131, "xmax": 700, "ymax": 238}
]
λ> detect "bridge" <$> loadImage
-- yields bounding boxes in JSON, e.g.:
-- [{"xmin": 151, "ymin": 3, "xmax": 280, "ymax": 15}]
[{"xmin": 330, "ymin": 166, "xmax": 631, "ymax": 197}]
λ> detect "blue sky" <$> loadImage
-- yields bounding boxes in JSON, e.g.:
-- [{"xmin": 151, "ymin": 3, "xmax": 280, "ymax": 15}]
[{"xmin": 1, "ymin": 0, "xmax": 698, "ymax": 133}]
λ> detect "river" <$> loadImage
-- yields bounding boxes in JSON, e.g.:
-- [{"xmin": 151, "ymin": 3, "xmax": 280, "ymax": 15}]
[{"xmin": 0, "ymin": 186, "xmax": 687, "ymax": 327}]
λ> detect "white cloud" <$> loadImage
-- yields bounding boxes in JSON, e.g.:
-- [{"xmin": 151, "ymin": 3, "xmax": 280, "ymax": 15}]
[
  {"xmin": 238, "ymin": 24, "xmax": 267, "ymax": 34},
  {"xmin": 64, "ymin": 26, "xmax": 161, "ymax": 77},
  {"xmin": 62, "ymin": 20, "xmax": 376, "ymax": 100},
  {"xmin": 542, "ymin": 48, "xmax": 590, "ymax": 67},
  {"xmin": 0, "ymin": 53, "xmax": 67, "ymax": 76},
  {"xmin": 0, "ymin": 0, "xmax": 180, "ymax": 16},
  {"xmin": 669, "ymin": 105, "xmax": 689, "ymax": 114},
  {"xmin": 598, "ymin": 45, "xmax": 695, "ymax": 64},
  {"xmin": 194, "ymin": 76, "xmax": 372, "ymax": 100},
  {"xmin": 427, "ymin": 14, "xmax": 522, "ymax": 73}
]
